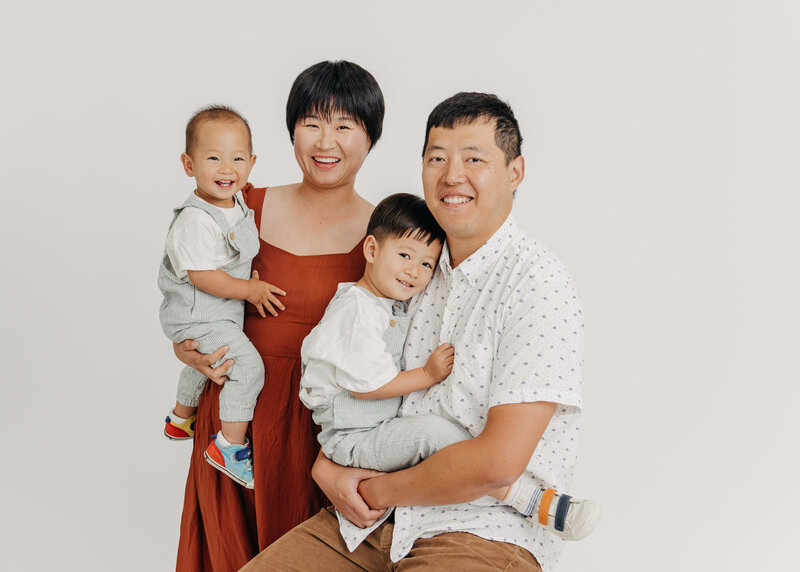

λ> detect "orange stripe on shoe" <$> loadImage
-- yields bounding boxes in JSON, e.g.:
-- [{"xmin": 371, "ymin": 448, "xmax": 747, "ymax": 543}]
[
  {"xmin": 206, "ymin": 441, "xmax": 225, "ymax": 465},
  {"xmin": 539, "ymin": 488, "xmax": 556, "ymax": 526}
]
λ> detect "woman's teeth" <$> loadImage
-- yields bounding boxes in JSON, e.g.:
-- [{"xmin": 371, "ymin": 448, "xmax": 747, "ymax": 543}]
[{"xmin": 314, "ymin": 157, "xmax": 340, "ymax": 163}]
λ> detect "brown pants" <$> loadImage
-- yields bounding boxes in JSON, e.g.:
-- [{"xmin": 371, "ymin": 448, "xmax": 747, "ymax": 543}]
[{"xmin": 240, "ymin": 507, "xmax": 541, "ymax": 571}]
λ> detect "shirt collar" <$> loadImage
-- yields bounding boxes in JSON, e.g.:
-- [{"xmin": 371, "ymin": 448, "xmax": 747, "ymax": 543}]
[{"xmin": 438, "ymin": 215, "xmax": 520, "ymax": 287}]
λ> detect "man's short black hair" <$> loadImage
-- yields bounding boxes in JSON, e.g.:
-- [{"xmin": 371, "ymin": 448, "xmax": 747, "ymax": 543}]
[
  {"xmin": 186, "ymin": 105, "xmax": 252, "ymax": 155},
  {"xmin": 422, "ymin": 92, "xmax": 522, "ymax": 163},
  {"xmin": 367, "ymin": 193, "xmax": 445, "ymax": 246},
  {"xmin": 286, "ymin": 60, "xmax": 385, "ymax": 150}
]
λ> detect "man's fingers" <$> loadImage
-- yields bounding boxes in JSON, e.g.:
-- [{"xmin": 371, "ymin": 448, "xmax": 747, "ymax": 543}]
[
  {"xmin": 179, "ymin": 339, "xmax": 199, "ymax": 351},
  {"xmin": 251, "ymin": 270, "xmax": 260, "ymax": 280}
]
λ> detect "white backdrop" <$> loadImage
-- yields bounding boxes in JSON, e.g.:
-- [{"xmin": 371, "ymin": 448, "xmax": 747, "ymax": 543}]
[{"xmin": 2, "ymin": 1, "xmax": 799, "ymax": 570}]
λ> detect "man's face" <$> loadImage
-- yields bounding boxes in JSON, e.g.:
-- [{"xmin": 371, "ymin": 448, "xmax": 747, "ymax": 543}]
[{"xmin": 422, "ymin": 119, "xmax": 524, "ymax": 248}]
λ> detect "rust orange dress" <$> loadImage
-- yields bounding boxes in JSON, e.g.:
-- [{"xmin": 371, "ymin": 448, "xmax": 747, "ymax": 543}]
[{"xmin": 176, "ymin": 185, "xmax": 366, "ymax": 571}]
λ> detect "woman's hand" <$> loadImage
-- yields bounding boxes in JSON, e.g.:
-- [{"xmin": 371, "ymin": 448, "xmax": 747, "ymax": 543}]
[
  {"xmin": 172, "ymin": 340, "xmax": 233, "ymax": 386},
  {"xmin": 311, "ymin": 452, "xmax": 386, "ymax": 528}
]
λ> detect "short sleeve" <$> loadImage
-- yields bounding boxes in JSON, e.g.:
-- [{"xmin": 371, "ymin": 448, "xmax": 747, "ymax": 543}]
[
  {"xmin": 489, "ymin": 277, "xmax": 584, "ymax": 411},
  {"xmin": 165, "ymin": 208, "xmax": 223, "ymax": 280},
  {"xmin": 302, "ymin": 290, "xmax": 400, "ymax": 395}
]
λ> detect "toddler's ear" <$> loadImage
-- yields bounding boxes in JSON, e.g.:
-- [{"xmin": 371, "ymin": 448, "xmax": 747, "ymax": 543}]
[
  {"xmin": 180, "ymin": 153, "xmax": 194, "ymax": 177},
  {"xmin": 363, "ymin": 235, "xmax": 378, "ymax": 262}
]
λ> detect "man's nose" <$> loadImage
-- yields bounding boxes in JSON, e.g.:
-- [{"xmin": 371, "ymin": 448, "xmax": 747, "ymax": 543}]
[{"xmin": 444, "ymin": 160, "xmax": 465, "ymax": 185}]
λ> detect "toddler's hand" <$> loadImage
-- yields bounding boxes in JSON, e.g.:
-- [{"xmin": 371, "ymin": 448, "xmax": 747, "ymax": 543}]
[
  {"xmin": 423, "ymin": 342, "xmax": 454, "ymax": 384},
  {"xmin": 247, "ymin": 270, "xmax": 286, "ymax": 317}
]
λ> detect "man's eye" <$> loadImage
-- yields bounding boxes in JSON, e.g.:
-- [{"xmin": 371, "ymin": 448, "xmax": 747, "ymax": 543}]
[{"xmin": 428, "ymin": 156, "xmax": 444, "ymax": 163}]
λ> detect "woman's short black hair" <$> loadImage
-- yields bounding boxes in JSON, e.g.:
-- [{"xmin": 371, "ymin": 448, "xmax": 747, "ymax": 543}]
[
  {"xmin": 422, "ymin": 92, "xmax": 522, "ymax": 163},
  {"xmin": 286, "ymin": 60, "xmax": 385, "ymax": 150},
  {"xmin": 367, "ymin": 193, "xmax": 445, "ymax": 246}
]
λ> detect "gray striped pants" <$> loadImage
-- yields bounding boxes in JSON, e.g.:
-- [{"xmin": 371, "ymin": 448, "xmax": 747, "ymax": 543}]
[
  {"xmin": 329, "ymin": 413, "xmax": 472, "ymax": 473},
  {"xmin": 174, "ymin": 320, "xmax": 264, "ymax": 422}
]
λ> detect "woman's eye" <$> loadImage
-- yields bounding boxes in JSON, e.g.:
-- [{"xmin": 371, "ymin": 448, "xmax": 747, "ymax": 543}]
[
  {"xmin": 467, "ymin": 157, "xmax": 482, "ymax": 163},
  {"xmin": 337, "ymin": 125, "xmax": 351, "ymax": 130}
]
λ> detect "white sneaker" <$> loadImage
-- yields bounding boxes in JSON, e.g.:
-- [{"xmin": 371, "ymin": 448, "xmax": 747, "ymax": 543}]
[{"xmin": 528, "ymin": 492, "xmax": 601, "ymax": 541}]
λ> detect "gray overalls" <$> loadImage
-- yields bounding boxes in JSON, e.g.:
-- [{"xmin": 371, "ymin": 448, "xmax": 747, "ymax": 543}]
[
  {"xmin": 311, "ymin": 285, "xmax": 471, "ymax": 472},
  {"xmin": 158, "ymin": 193, "xmax": 265, "ymax": 422}
]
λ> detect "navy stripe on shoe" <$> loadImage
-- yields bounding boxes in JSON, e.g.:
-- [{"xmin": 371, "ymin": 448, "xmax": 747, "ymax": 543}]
[{"xmin": 554, "ymin": 494, "xmax": 572, "ymax": 532}]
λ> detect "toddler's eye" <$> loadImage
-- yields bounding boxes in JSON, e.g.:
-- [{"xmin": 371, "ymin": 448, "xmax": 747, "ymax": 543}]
[
  {"xmin": 399, "ymin": 253, "xmax": 410, "ymax": 259},
  {"xmin": 422, "ymin": 262, "xmax": 433, "ymax": 269},
  {"xmin": 234, "ymin": 157, "xmax": 244, "ymax": 161},
  {"xmin": 207, "ymin": 156, "xmax": 218, "ymax": 161}
]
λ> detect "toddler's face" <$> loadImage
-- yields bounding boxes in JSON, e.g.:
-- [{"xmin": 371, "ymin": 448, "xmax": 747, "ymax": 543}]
[
  {"xmin": 365, "ymin": 234, "xmax": 442, "ymax": 301},
  {"xmin": 181, "ymin": 119, "xmax": 256, "ymax": 207}
]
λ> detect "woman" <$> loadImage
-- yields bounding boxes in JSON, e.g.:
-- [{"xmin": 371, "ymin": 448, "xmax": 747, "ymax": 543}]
[{"xmin": 172, "ymin": 61, "xmax": 383, "ymax": 571}]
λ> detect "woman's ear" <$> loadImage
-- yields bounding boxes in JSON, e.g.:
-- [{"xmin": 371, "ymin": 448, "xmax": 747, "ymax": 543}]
[{"xmin": 363, "ymin": 235, "xmax": 378, "ymax": 263}]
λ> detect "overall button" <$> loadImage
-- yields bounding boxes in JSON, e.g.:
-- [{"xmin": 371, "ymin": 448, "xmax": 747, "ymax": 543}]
[
  {"xmin": 229, "ymin": 232, "xmax": 235, "ymax": 240},
  {"xmin": 390, "ymin": 319, "xmax": 397, "ymax": 327}
]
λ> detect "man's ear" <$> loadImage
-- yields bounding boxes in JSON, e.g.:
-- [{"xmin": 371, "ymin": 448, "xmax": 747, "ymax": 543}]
[
  {"xmin": 508, "ymin": 155, "xmax": 525, "ymax": 193},
  {"xmin": 180, "ymin": 153, "xmax": 194, "ymax": 177},
  {"xmin": 363, "ymin": 235, "xmax": 378, "ymax": 263}
]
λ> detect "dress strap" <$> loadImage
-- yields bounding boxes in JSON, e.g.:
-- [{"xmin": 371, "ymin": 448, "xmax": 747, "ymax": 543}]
[{"xmin": 242, "ymin": 184, "xmax": 267, "ymax": 233}]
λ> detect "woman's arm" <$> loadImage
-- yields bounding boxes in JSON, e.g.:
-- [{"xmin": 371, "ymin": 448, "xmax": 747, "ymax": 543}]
[
  {"xmin": 172, "ymin": 339, "xmax": 234, "ymax": 385},
  {"xmin": 311, "ymin": 451, "xmax": 386, "ymax": 527}
]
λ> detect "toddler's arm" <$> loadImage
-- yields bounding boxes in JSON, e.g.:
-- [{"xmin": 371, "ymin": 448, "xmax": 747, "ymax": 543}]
[
  {"xmin": 187, "ymin": 269, "xmax": 286, "ymax": 318},
  {"xmin": 352, "ymin": 343, "xmax": 454, "ymax": 400}
]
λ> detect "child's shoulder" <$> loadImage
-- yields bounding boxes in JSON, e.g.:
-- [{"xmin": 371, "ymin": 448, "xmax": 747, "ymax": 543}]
[{"xmin": 322, "ymin": 284, "xmax": 389, "ymax": 326}]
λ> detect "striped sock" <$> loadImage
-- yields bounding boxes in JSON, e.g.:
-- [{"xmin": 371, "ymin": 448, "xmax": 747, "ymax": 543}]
[{"xmin": 503, "ymin": 480, "xmax": 544, "ymax": 517}]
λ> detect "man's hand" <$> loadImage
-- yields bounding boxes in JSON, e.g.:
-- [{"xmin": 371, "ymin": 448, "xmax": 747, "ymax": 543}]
[
  {"xmin": 311, "ymin": 452, "xmax": 386, "ymax": 528},
  {"xmin": 246, "ymin": 270, "xmax": 286, "ymax": 317},
  {"xmin": 422, "ymin": 342, "xmax": 454, "ymax": 384},
  {"xmin": 172, "ymin": 340, "xmax": 233, "ymax": 385}
]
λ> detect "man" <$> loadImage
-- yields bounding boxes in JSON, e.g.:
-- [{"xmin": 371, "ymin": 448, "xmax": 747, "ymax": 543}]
[{"xmin": 243, "ymin": 92, "xmax": 585, "ymax": 571}]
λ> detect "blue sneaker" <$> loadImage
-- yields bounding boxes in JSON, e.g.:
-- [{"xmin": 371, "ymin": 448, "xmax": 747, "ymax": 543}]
[{"xmin": 204, "ymin": 434, "xmax": 255, "ymax": 489}]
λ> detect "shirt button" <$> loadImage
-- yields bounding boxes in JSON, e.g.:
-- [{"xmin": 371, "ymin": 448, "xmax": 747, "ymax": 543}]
[
  {"xmin": 229, "ymin": 232, "xmax": 235, "ymax": 240},
  {"xmin": 390, "ymin": 319, "xmax": 397, "ymax": 327}
]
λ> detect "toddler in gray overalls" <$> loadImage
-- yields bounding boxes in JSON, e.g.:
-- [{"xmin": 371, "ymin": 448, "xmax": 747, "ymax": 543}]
[{"xmin": 159, "ymin": 107, "xmax": 283, "ymax": 489}]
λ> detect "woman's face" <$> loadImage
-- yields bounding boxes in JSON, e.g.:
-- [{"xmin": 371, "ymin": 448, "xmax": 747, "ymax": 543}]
[{"xmin": 293, "ymin": 112, "xmax": 371, "ymax": 190}]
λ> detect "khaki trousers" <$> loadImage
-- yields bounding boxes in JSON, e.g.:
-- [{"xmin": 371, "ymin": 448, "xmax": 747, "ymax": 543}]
[{"xmin": 240, "ymin": 507, "xmax": 541, "ymax": 571}]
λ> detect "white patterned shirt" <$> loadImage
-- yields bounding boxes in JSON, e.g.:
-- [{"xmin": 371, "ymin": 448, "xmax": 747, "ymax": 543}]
[{"xmin": 389, "ymin": 215, "xmax": 585, "ymax": 571}]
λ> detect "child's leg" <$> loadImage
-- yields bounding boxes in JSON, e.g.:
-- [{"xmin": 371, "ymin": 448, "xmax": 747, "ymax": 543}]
[
  {"xmin": 187, "ymin": 323, "xmax": 264, "ymax": 488},
  {"xmin": 337, "ymin": 414, "xmax": 473, "ymax": 472},
  {"xmin": 165, "ymin": 366, "xmax": 206, "ymax": 440}
]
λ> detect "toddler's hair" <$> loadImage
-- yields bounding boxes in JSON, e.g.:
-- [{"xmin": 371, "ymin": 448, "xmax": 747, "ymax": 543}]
[
  {"xmin": 186, "ymin": 105, "xmax": 253, "ymax": 155},
  {"xmin": 367, "ymin": 193, "xmax": 445, "ymax": 247},
  {"xmin": 286, "ymin": 60, "xmax": 385, "ymax": 150}
]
